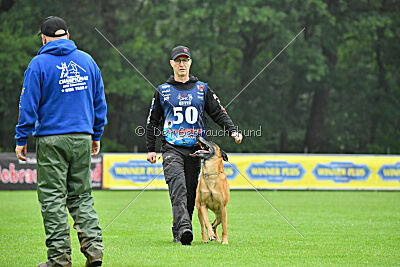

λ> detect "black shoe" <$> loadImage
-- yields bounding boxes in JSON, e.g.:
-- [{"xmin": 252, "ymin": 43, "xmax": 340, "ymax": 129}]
[
  {"xmin": 180, "ymin": 229, "xmax": 193, "ymax": 245},
  {"xmin": 86, "ymin": 259, "xmax": 102, "ymax": 267},
  {"xmin": 39, "ymin": 261, "xmax": 71, "ymax": 267}
]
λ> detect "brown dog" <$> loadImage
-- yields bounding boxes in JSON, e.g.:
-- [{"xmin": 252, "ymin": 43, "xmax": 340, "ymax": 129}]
[{"xmin": 190, "ymin": 136, "xmax": 230, "ymax": 245}]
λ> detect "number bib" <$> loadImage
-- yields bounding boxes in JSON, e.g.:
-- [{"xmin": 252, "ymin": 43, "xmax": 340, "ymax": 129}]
[{"xmin": 159, "ymin": 81, "xmax": 207, "ymax": 146}]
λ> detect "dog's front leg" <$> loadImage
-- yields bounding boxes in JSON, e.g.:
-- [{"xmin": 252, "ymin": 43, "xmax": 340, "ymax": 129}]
[
  {"xmin": 199, "ymin": 205, "xmax": 216, "ymax": 241},
  {"xmin": 197, "ymin": 206, "xmax": 208, "ymax": 243},
  {"xmin": 221, "ymin": 206, "xmax": 228, "ymax": 244},
  {"xmin": 212, "ymin": 218, "xmax": 221, "ymax": 242}
]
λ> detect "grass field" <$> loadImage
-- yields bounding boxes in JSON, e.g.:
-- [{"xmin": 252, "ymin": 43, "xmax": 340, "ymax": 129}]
[{"xmin": 0, "ymin": 190, "xmax": 399, "ymax": 266}]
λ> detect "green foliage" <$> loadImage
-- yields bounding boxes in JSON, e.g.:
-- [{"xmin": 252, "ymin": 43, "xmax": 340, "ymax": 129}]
[{"xmin": 1, "ymin": 0, "xmax": 399, "ymax": 153}]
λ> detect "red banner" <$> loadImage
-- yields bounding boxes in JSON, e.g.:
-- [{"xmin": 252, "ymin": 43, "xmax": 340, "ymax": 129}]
[{"xmin": 0, "ymin": 153, "xmax": 102, "ymax": 190}]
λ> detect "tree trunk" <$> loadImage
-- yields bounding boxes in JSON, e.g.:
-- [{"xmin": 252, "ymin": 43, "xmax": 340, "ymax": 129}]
[
  {"xmin": 279, "ymin": 129, "xmax": 288, "ymax": 152},
  {"xmin": 239, "ymin": 35, "xmax": 258, "ymax": 88},
  {"xmin": 369, "ymin": 20, "xmax": 386, "ymax": 145},
  {"xmin": 304, "ymin": 87, "xmax": 330, "ymax": 152}
]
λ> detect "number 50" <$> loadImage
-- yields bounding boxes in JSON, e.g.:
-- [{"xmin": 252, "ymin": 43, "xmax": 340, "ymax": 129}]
[{"xmin": 173, "ymin": 106, "xmax": 198, "ymax": 124}]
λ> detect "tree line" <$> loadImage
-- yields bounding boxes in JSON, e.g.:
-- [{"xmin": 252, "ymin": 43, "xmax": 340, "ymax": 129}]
[{"xmin": 0, "ymin": 0, "xmax": 399, "ymax": 154}]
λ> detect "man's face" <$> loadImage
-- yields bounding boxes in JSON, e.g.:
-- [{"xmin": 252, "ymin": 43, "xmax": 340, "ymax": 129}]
[{"xmin": 170, "ymin": 56, "xmax": 192, "ymax": 78}]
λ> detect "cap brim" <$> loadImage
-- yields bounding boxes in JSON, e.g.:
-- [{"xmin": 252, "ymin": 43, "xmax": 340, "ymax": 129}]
[
  {"xmin": 172, "ymin": 53, "xmax": 190, "ymax": 60},
  {"xmin": 37, "ymin": 30, "xmax": 68, "ymax": 37}
]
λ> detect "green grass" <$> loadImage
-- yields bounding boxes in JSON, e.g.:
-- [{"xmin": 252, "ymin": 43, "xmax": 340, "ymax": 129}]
[{"xmin": 0, "ymin": 190, "xmax": 399, "ymax": 266}]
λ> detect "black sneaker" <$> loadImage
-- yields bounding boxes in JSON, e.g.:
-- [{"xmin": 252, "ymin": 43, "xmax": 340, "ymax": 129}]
[
  {"xmin": 180, "ymin": 229, "xmax": 193, "ymax": 245},
  {"xmin": 85, "ymin": 259, "xmax": 102, "ymax": 267},
  {"xmin": 39, "ymin": 261, "xmax": 71, "ymax": 267}
]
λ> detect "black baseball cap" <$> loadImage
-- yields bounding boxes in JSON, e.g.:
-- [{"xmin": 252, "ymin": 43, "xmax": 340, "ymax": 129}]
[
  {"xmin": 38, "ymin": 16, "xmax": 68, "ymax": 37},
  {"xmin": 171, "ymin": 46, "xmax": 191, "ymax": 60}
]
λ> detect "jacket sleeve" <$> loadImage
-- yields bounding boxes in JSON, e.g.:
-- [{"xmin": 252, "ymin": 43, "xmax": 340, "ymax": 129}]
[
  {"xmin": 15, "ymin": 68, "xmax": 41, "ymax": 146},
  {"xmin": 204, "ymin": 87, "xmax": 236, "ymax": 134},
  {"xmin": 146, "ymin": 90, "xmax": 163, "ymax": 152},
  {"xmin": 92, "ymin": 65, "xmax": 107, "ymax": 141}
]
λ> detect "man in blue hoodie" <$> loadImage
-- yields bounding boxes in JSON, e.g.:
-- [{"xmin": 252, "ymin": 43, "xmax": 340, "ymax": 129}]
[{"xmin": 15, "ymin": 16, "xmax": 107, "ymax": 267}]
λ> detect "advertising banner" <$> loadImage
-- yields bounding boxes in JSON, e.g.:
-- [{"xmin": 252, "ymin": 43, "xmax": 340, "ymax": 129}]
[
  {"xmin": 102, "ymin": 153, "xmax": 400, "ymax": 190},
  {"xmin": 0, "ymin": 153, "xmax": 102, "ymax": 190},
  {"xmin": 103, "ymin": 154, "xmax": 166, "ymax": 189}
]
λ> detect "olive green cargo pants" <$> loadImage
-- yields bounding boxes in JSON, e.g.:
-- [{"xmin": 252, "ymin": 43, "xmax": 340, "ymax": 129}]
[{"xmin": 36, "ymin": 134, "xmax": 103, "ymax": 266}]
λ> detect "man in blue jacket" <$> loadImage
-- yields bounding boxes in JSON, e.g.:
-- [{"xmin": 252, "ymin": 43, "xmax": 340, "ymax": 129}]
[{"xmin": 15, "ymin": 16, "xmax": 107, "ymax": 267}]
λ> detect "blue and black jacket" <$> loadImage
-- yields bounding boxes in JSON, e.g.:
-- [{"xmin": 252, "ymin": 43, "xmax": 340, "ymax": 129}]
[{"xmin": 146, "ymin": 75, "xmax": 235, "ymax": 152}]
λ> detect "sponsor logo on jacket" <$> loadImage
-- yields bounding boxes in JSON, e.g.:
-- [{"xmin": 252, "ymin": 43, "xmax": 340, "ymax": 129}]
[
  {"xmin": 57, "ymin": 61, "xmax": 89, "ymax": 93},
  {"xmin": 178, "ymin": 93, "xmax": 193, "ymax": 106}
]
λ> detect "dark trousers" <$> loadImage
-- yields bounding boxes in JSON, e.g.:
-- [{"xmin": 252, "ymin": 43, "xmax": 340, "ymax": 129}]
[{"xmin": 162, "ymin": 143, "xmax": 201, "ymax": 238}]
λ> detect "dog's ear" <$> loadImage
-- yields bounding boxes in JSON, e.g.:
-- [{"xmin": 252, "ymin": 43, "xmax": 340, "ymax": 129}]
[{"xmin": 220, "ymin": 149, "xmax": 229, "ymax": 162}]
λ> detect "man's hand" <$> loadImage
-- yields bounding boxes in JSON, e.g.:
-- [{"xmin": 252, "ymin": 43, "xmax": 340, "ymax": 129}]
[
  {"xmin": 15, "ymin": 144, "xmax": 27, "ymax": 161},
  {"xmin": 147, "ymin": 152, "xmax": 157, "ymax": 163},
  {"xmin": 91, "ymin": 140, "xmax": 100, "ymax": 156},
  {"xmin": 231, "ymin": 131, "xmax": 243, "ymax": 144}
]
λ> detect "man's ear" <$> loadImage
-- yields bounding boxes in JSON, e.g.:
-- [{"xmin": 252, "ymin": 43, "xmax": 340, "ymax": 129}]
[{"xmin": 220, "ymin": 149, "xmax": 228, "ymax": 162}]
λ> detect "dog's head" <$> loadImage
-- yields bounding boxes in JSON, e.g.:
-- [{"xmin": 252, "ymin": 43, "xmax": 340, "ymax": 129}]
[{"xmin": 190, "ymin": 136, "xmax": 228, "ymax": 162}]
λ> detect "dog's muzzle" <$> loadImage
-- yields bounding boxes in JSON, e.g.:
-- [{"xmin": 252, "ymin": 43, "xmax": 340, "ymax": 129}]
[{"xmin": 189, "ymin": 136, "xmax": 215, "ymax": 160}]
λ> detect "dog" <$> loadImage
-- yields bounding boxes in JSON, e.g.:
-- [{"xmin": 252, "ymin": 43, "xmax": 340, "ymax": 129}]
[{"xmin": 190, "ymin": 136, "xmax": 230, "ymax": 245}]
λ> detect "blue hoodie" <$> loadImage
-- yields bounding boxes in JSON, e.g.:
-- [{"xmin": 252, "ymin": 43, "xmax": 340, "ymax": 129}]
[{"xmin": 15, "ymin": 39, "xmax": 107, "ymax": 145}]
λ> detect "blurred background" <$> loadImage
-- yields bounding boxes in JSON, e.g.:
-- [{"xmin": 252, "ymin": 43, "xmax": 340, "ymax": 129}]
[{"xmin": 1, "ymin": 0, "xmax": 399, "ymax": 154}]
